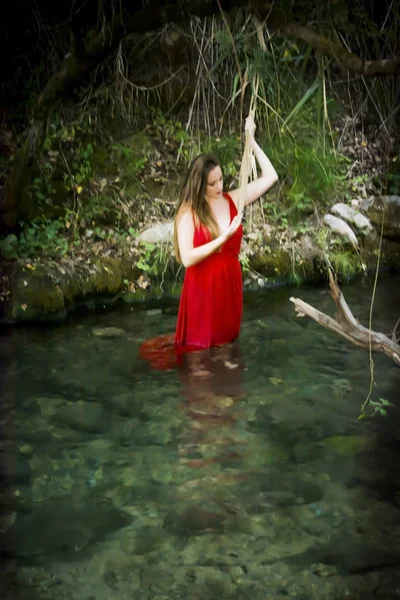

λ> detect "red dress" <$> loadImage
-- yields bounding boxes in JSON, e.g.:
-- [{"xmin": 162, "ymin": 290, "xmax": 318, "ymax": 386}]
[
  {"xmin": 139, "ymin": 192, "xmax": 243, "ymax": 369},
  {"xmin": 175, "ymin": 192, "xmax": 243, "ymax": 349}
]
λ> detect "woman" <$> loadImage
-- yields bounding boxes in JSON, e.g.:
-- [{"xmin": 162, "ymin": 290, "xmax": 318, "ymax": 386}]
[{"xmin": 174, "ymin": 115, "xmax": 278, "ymax": 350}]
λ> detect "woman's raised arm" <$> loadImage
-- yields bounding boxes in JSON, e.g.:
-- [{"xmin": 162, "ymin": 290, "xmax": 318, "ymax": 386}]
[{"xmin": 229, "ymin": 116, "xmax": 278, "ymax": 209}]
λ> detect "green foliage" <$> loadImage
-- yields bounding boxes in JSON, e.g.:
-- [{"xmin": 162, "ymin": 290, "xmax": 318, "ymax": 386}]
[
  {"xmin": 1, "ymin": 218, "xmax": 69, "ymax": 258},
  {"xmin": 264, "ymin": 133, "xmax": 348, "ymax": 224},
  {"xmin": 204, "ymin": 135, "xmax": 240, "ymax": 181},
  {"xmin": 359, "ymin": 397, "xmax": 393, "ymax": 419},
  {"xmin": 110, "ymin": 133, "xmax": 150, "ymax": 178},
  {"xmin": 313, "ymin": 227, "xmax": 365, "ymax": 280},
  {"xmin": 328, "ymin": 250, "xmax": 362, "ymax": 280},
  {"xmin": 150, "ymin": 107, "xmax": 191, "ymax": 145},
  {"xmin": 34, "ymin": 116, "xmax": 95, "ymax": 208},
  {"xmin": 136, "ymin": 239, "xmax": 175, "ymax": 282},
  {"xmin": 369, "ymin": 398, "xmax": 392, "ymax": 418},
  {"xmin": 136, "ymin": 240, "xmax": 156, "ymax": 273}
]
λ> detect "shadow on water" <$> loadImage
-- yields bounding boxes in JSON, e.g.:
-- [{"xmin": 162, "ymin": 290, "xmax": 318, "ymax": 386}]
[{"xmin": 0, "ymin": 274, "xmax": 400, "ymax": 599}]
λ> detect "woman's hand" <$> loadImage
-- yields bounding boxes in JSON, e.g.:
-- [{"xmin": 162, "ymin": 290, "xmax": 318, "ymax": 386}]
[
  {"xmin": 223, "ymin": 213, "xmax": 243, "ymax": 241},
  {"xmin": 176, "ymin": 208, "xmax": 242, "ymax": 268},
  {"xmin": 245, "ymin": 115, "xmax": 256, "ymax": 139}
]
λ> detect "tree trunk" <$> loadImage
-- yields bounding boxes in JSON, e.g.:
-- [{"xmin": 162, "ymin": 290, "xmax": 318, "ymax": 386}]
[
  {"xmin": 290, "ymin": 271, "xmax": 400, "ymax": 367},
  {"xmin": 2, "ymin": 119, "xmax": 47, "ymax": 227}
]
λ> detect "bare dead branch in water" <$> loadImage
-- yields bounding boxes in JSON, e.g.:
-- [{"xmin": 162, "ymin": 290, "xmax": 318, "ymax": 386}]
[
  {"xmin": 289, "ymin": 270, "xmax": 400, "ymax": 367},
  {"xmin": 392, "ymin": 317, "xmax": 400, "ymax": 343}
]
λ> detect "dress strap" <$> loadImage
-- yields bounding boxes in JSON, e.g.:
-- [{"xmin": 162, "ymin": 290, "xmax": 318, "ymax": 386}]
[{"xmin": 223, "ymin": 192, "xmax": 238, "ymax": 220}]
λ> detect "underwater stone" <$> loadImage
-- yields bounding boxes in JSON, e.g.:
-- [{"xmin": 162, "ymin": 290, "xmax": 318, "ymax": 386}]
[
  {"xmin": 323, "ymin": 435, "xmax": 374, "ymax": 454},
  {"xmin": 92, "ymin": 326, "xmax": 126, "ymax": 338},
  {"xmin": 0, "ymin": 449, "xmax": 31, "ymax": 485},
  {"xmin": 5, "ymin": 496, "xmax": 132, "ymax": 559},
  {"xmin": 163, "ymin": 506, "xmax": 226, "ymax": 535},
  {"xmin": 120, "ymin": 526, "xmax": 169, "ymax": 556},
  {"xmin": 54, "ymin": 401, "xmax": 111, "ymax": 434}
]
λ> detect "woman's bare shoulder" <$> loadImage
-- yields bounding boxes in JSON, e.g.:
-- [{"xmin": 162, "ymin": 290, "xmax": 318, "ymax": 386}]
[{"xmin": 176, "ymin": 204, "xmax": 194, "ymax": 224}]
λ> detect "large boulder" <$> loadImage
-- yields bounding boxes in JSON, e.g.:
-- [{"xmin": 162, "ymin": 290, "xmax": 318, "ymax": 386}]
[{"xmin": 360, "ymin": 195, "xmax": 400, "ymax": 239}]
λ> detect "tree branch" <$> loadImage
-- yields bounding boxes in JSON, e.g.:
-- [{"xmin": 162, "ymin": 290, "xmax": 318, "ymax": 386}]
[
  {"xmin": 289, "ymin": 271, "xmax": 400, "ymax": 366},
  {"xmin": 23, "ymin": 0, "xmax": 400, "ymax": 120},
  {"xmin": 252, "ymin": 1, "xmax": 400, "ymax": 76}
]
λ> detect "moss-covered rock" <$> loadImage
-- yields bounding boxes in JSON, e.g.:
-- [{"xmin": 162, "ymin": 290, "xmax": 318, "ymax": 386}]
[
  {"xmin": 250, "ymin": 246, "xmax": 292, "ymax": 277},
  {"xmin": 3, "ymin": 256, "xmax": 129, "ymax": 323},
  {"xmin": 249, "ymin": 231, "xmax": 321, "ymax": 282},
  {"xmin": 6, "ymin": 262, "xmax": 66, "ymax": 322},
  {"xmin": 63, "ymin": 256, "xmax": 124, "ymax": 303},
  {"xmin": 1, "ymin": 253, "xmax": 180, "ymax": 324},
  {"xmin": 361, "ymin": 195, "xmax": 400, "ymax": 240},
  {"xmin": 361, "ymin": 232, "xmax": 400, "ymax": 270}
]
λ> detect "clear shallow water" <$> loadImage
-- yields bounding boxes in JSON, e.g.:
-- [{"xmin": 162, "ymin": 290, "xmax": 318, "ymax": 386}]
[{"xmin": 1, "ymin": 276, "xmax": 400, "ymax": 599}]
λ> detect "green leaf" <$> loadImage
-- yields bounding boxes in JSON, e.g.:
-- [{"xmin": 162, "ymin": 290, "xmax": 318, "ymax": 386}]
[
  {"xmin": 282, "ymin": 78, "xmax": 320, "ymax": 129},
  {"xmin": 137, "ymin": 260, "xmax": 150, "ymax": 271}
]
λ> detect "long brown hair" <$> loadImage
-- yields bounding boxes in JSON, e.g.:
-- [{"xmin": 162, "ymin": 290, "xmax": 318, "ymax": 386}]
[{"xmin": 173, "ymin": 153, "xmax": 222, "ymax": 262}]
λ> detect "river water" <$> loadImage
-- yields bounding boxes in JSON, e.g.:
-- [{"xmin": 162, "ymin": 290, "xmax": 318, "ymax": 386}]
[{"xmin": 1, "ymin": 275, "xmax": 400, "ymax": 599}]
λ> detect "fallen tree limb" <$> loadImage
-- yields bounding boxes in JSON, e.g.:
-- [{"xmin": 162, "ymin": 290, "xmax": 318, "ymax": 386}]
[{"xmin": 289, "ymin": 270, "xmax": 400, "ymax": 367}]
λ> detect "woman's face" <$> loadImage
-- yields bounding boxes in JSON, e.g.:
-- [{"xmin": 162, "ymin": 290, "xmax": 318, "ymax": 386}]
[{"xmin": 205, "ymin": 166, "xmax": 223, "ymax": 201}]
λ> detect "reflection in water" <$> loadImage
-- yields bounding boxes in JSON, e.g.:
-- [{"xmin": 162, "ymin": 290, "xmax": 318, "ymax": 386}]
[
  {"xmin": 169, "ymin": 343, "xmax": 250, "ymax": 535},
  {"xmin": 139, "ymin": 336, "xmax": 247, "ymax": 476},
  {"xmin": 178, "ymin": 343, "xmax": 245, "ymax": 467}
]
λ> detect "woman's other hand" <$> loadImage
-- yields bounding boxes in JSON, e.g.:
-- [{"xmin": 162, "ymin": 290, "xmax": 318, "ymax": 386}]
[{"xmin": 224, "ymin": 213, "xmax": 243, "ymax": 241}]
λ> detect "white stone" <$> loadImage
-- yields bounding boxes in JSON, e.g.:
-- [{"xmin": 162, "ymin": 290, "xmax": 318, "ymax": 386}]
[
  {"xmin": 92, "ymin": 327, "xmax": 126, "ymax": 338},
  {"xmin": 139, "ymin": 221, "xmax": 173, "ymax": 243},
  {"xmin": 323, "ymin": 214, "xmax": 359, "ymax": 247},
  {"xmin": 257, "ymin": 277, "xmax": 265, "ymax": 288},
  {"xmin": 330, "ymin": 202, "xmax": 372, "ymax": 232}
]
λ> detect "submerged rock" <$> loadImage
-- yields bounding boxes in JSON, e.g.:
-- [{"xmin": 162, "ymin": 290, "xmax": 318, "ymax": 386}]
[
  {"xmin": 284, "ymin": 535, "xmax": 400, "ymax": 575},
  {"xmin": 0, "ymin": 449, "xmax": 31, "ymax": 486},
  {"xmin": 323, "ymin": 435, "xmax": 374, "ymax": 454},
  {"xmin": 120, "ymin": 526, "xmax": 169, "ymax": 555},
  {"xmin": 4, "ymin": 496, "xmax": 132, "ymax": 559},
  {"xmin": 92, "ymin": 326, "xmax": 126, "ymax": 338},
  {"xmin": 163, "ymin": 506, "xmax": 226, "ymax": 535},
  {"xmin": 54, "ymin": 401, "xmax": 110, "ymax": 434}
]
